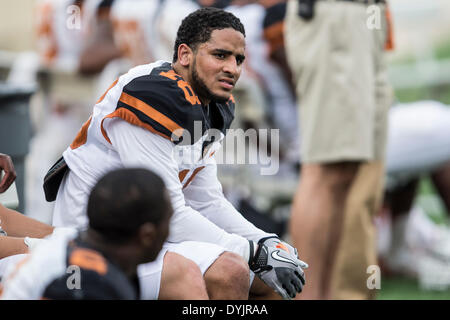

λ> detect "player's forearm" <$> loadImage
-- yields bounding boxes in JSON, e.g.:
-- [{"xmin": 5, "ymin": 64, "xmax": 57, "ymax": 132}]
[
  {"xmin": 0, "ymin": 237, "xmax": 28, "ymax": 259},
  {"xmin": 108, "ymin": 121, "xmax": 257, "ymax": 259},
  {"xmin": 0, "ymin": 204, "xmax": 54, "ymax": 238},
  {"xmin": 168, "ymin": 205, "xmax": 253, "ymax": 261},
  {"xmin": 191, "ymin": 199, "xmax": 273, "ymax": 242},
  {"xmin": 183, "ymin": 165, "xmax": 274, "ymax": 241}
]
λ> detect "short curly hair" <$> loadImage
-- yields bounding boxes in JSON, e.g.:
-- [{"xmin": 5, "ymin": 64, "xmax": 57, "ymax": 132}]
[
  {"xmin": 173, "ymin": 7, "xmax": 245, "ymax": 62},
  {"xmin": 87, "ymin": 168, "xmax": 171, "ymax": 243}
]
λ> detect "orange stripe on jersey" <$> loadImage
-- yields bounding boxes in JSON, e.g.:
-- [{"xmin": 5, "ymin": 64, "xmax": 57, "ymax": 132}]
[
  {"xmin": 160, "ymin": 70, "xmax": 201, "ymax": 106},
  {"xmin": 97, "ymin": 79, "xmax": 119, "ymax": 104},
  {"xmin": 178, "ymin": 169, "xmax": 189, "ymax": 183},
  {"xmin": 160, "ymin": 69, "xmax": 178, "ymax": 81},
  {"xmin": 70, "ymin": 116, "xmax": 92, "ymax": 150},
  {"xmin": 119, "ymin": 92, "xmax": 184, "ymax": 134},
  {"xmin": 182, "ymin": 166, "xmax": 205, "ymax": 189},
  {"xmin": 100, "ymin": 108, "xmax": 176, "ymax": 143},
  {"xmin": 70, "ymin": 248, "xmax": 107, "ymax": 276}
]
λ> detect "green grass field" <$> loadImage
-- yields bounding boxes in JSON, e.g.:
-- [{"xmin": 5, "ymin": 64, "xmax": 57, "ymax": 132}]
[{"xmin": 377, "ymin": 276, "xmax": 450, "ymax": 300}]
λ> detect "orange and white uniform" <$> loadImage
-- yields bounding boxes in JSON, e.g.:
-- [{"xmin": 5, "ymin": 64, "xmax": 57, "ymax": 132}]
[
  {"xmin": 0, "ymin": 229, "xmax": 140, "ymax": 300},
  {"xmin": 49, "ymin": 61, "xmax": 273, "ymax": 297}
]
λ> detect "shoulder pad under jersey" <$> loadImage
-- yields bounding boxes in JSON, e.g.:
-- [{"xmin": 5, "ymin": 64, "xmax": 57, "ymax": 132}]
[
  {"xmin": 115, "ymin": 62, "xmax": 235, "ymax": 144},
  {"xmin": 116, "ymin": 62, "xmax": 205, "ymax": 143}
]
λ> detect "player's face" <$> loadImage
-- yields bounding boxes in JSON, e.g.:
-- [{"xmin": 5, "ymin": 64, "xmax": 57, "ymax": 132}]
[{"xmin": 190, "ymin": 28, "xmax": 245, "ymax": 104}]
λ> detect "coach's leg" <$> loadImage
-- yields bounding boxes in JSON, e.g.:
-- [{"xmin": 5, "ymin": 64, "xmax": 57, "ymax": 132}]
[
  {"xmin": 330, "ymin": 162, "xmax": 384, "ymax": 299},
  {"xmin": 158, "ymin": 252, "xmax": 209, "ymax": 299},
  {"xmin": 204, "ymin": 252, "xmax": 250, "ymax": 300},
  {"xmin": 289, "ymin": 162, "xmax": 360, "ymax": 299}
]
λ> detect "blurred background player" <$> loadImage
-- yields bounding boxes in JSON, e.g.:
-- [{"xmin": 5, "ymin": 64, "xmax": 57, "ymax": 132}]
[
  {"xmin": 25, "ymin": 0, "xmax": 113, "ymax": 224},
  {"xmin": 0, "ymin": 168, "xmax": 173, "ymax": 300},
  {"xmin": 378, "ymin": 100, "xmax": 450, "ymax": 289}
]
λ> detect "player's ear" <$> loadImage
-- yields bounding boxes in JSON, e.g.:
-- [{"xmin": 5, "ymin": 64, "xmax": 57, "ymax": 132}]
[
  {"xmin": 178, "ymin": 43, "xmax": 193, "ymax": 67},
  {"xmin": 138, "ymin": 222, "xmax": 156, "ymax": 247}
]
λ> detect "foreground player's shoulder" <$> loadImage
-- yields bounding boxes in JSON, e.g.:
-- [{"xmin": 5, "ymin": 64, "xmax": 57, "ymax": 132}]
[
  {"xmin": 116, "ymin": 61, "xmax": 203, "ymax": 141},
  {"xmin": 43, "ymin": 242, "xmax": 136, "ymax": 300}
]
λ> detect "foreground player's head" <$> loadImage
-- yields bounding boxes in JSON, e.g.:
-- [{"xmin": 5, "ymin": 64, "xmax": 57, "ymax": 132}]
[
  {"xmin": 87, "ymin": 168, "xmax": 172, "ymax": 262},
  {"xmin": 173, "ymin": 7, "xmax": 246, "ymax": 104}
]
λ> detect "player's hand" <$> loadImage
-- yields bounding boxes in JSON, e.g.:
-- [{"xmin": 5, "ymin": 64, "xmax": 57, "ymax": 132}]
[
  {"xmin": 0, "ymin": 153, "xmax": 16, "ymax": 193},
  {"xmin": 24, "ymin": 228, "xmax": 77, "ymax": 251},
  {"xmin": 50, "ymin": 227, "xmax": 77, "ymax": 238},
  {"xmin": 249, "ymin": 237, "xmax": 308, "ymax": 299}
]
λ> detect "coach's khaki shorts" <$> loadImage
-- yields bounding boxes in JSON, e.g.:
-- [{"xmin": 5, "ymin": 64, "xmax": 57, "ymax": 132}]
[
  {"xmin": 330, "ymin": 161, "xmax": 385, "ymax": 299},
  {"xmin": 285, "ymin": 0, "xmax": 393, "ymax": 163}
]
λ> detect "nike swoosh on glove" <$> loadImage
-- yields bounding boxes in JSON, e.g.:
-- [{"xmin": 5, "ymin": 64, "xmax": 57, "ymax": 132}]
[
  {"xmin": 260, "ymin": 236, "xmax": 308, "ymax": 269},
  {"xmin": 249, "ymin": 237, "xmax": 308, "ymax": 299}
]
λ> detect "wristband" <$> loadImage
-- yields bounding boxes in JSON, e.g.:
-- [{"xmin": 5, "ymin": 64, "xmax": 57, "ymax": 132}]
[{"xmin": 248, "ymin": 240, "xmax": 254, "ymax": 264}]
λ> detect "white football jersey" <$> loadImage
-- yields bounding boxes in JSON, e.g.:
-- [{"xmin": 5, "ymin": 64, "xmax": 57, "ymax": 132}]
[
  {"xmin": 385, "ymin": 101, "xmax": 450, "ymax": 189},
  {"xmin": 52, "ymin": 60, "xmax": 273, "ymax": 260}
]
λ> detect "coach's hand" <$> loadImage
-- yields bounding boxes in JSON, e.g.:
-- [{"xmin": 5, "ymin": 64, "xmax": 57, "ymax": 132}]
[{"xmin": 249, "ymin": 237, "xmax": 308, "ymax": 299}]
